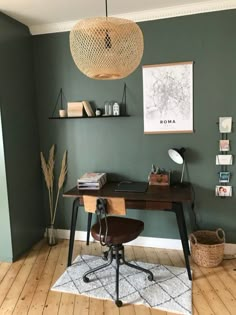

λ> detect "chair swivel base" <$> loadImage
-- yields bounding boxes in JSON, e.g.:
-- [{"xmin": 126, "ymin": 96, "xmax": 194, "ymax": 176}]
[{"xmin": 82, "ymin": 244, "xmax": 154, "ymax": 307}]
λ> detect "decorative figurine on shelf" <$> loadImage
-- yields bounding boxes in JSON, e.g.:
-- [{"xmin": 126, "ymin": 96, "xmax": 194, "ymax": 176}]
[
  {"xmin": 104, "ymin": 101, "xmax": 112, "ymax": 116},
  {"xmin": 113, "ymin": 102, "xmax": 120, "ymax": 116}
]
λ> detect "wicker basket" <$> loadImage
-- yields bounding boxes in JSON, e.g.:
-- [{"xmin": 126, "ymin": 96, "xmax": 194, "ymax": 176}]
[{"xmin": 189, "ymin": 228, "xmax": 225, "ymax": 267}]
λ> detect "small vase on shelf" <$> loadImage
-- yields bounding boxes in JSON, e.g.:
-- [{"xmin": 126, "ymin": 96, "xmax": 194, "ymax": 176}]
[{"xmin": 59, "ymin": 109, "xmax": 67, "ymax": 117}]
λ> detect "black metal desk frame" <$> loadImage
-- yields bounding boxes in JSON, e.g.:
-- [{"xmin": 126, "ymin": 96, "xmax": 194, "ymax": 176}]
[{"xmin": 64, "ymin": 183, "xmax": 192, "ymax": 281}]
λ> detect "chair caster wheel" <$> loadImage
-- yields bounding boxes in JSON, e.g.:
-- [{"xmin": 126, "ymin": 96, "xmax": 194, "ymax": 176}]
[
  {"xmin": 83, "ymin": 276, "xmax": 90, "ymax": 283},
  {"xmin": 148, "ymin": 274, "xmax": 154, "ymax": 281},
  {"xmin": 115, "ymin": 300, "xmax": 123, "ymax": 307}
]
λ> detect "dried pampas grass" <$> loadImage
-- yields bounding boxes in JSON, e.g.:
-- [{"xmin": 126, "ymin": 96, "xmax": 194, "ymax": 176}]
[{"xmin": 40, "ymin": 145, "xmax": 67, "ymax": 225}]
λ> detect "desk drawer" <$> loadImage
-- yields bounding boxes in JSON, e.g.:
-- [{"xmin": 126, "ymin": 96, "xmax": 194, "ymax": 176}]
[
  {"xmin": 80, "ymin": 197, "xmax": 172, "ymax": 210},
  {"xmin": 125, "ymin": 200, "xmax": 172, "ymax": 210},
  {"xmin": 146, "ymin": 201, "xmax": 172, "ymax": 210}
]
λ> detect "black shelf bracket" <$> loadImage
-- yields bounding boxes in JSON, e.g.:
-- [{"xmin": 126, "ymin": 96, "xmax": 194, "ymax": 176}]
[
  {"xmin": 51, "ymin": 88, "xmax": 67, "ymax": 117},
  {"xmin": 121, "ymin": 83, "xmax": 127, "ymax": 115}
]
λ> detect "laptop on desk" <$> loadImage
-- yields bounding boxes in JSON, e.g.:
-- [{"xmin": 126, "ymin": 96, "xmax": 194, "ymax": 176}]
[{"xmin": 115, "ymin": 181, "xmax": 148, "ymax": 193}]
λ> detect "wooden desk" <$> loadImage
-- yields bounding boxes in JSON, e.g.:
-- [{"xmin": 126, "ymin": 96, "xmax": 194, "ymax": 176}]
[{"xmin": 63, "ymin": 182, "xmax": 193, "ymax": 280}]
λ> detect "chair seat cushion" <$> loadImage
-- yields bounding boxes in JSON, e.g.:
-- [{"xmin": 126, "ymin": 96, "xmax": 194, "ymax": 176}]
[{"xmin": 91, "ymin": 216, "xmax": 144, "ymax": 245}]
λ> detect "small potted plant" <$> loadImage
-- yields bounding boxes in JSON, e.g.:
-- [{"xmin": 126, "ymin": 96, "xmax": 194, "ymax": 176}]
[{"xmin": 40, "ymin": 145, "xmax": 67, "ymax": 245}]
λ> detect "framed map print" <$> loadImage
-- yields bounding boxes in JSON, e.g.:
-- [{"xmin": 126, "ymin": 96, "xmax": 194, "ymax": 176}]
[{"xmin": 142, "ymin": 61, "xmax": 193, "ymax": 134}]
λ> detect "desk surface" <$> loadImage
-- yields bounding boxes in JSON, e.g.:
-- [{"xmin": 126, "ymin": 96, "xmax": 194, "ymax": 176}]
[{"xmin": 63, "ymin": 182, "xmax": 192, "ymax": 204}]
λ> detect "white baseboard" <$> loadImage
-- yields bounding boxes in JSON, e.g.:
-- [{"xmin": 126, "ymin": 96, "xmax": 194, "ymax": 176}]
[{"xmin": 56, "ymin": 229, "xmax": 236, "ymax": 255}]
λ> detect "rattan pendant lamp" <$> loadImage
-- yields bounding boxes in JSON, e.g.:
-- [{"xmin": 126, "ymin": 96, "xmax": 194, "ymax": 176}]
[{"xmin": 69, "ymin": 0, "xmax": 144, "ymax": 80}]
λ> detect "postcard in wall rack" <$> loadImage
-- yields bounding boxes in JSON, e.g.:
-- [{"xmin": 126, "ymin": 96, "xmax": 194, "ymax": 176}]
[
  {"xmin": 215, "ymin": 185, "xmax": 232, "ymax": 197},
  {"xmin": 219, "ymin": 139, "xmax": 230, "ymax": 152},
  {"xmin": 219, "ymin": 171, "xmax": 230, "ymax": 183},
  {"xmin": 219, "ymin": 117, "xmax": 232, "ymax": 133},
  {"xmin": 216, "ymin": 154, "xmax": 233, "ymax": 165}
]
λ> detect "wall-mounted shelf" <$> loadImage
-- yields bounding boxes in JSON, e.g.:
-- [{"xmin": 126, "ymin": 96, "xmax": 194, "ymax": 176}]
[
  {"xmin": 48, "ymin": 114, "xmax": 130, "ymax": 120},
  {"xmin": 50, "ymin": 83, "xmax": 128, "ymax": 119}
]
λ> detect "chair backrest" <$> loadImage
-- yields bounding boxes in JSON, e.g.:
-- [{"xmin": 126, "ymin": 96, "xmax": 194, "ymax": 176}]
[{"xmin": 83, "ymin": 195, "xmax": 126, "ymax": 216}]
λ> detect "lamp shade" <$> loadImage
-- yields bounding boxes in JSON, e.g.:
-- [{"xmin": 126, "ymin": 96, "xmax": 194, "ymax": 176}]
[
  {"xmin": 69, "ymin": 17, "xmax": 144, "ymax": 80},
  {"xmin": 168, "ymin": 148, "xmax": 185, "ymax": 165}
]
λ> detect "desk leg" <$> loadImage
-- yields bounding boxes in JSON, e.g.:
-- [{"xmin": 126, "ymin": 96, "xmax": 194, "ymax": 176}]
[
  {"xmin": 174, "ymin": 203, "xmax": 192, "ymax": 281},
  {"xmin": 178, "ymin": 206, "xmax": 190, "ymax": 256},
  {"xmin": 86, "ymin": 213, "xmax": 93, "ymax": 245},
  {"xmin": 67, "ymin": 198, "xmax": 80, "ymax": 267}
]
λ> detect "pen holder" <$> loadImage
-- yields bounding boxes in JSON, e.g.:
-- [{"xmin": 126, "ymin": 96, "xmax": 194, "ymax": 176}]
[{"xmin": 148, "ymin": 173, "xmax": 170, "ymax": 186}]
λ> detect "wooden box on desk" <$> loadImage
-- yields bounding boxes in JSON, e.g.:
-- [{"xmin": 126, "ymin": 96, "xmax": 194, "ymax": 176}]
[{"xmin": 148, "ymin": 173, "xmax": 170, "ymax": 186}]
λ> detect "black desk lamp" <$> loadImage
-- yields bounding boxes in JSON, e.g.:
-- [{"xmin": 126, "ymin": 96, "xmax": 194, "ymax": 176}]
[{"xmin": 168, "ymin": 148, "xmax": 186, "ymax": 183}]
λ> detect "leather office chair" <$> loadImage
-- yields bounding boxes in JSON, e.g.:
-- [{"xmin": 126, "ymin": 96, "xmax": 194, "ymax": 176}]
[{"xmin": 83, "ymin": 195, "xmax": 154, "ymax": 307}]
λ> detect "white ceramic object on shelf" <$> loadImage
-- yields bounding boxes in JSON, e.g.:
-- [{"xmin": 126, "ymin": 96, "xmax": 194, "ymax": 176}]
[{"xmin": 59, "ymin": 109, "xmax": 67, "ymax": 117}]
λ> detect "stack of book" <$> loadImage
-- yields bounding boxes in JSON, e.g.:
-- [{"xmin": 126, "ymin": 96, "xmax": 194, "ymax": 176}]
[
  {"xmin": 77, "ymin": 172, "xmax": 107, "ymax": 190},
  {"xmin": 67, "ymin": 101, "xmax": 95, "ymax": 117}
]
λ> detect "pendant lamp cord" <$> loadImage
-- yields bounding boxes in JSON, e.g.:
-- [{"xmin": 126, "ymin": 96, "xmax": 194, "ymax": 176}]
[{"xmin": 105, "ymin": 0, "xmax": 108, "ymax": 18}]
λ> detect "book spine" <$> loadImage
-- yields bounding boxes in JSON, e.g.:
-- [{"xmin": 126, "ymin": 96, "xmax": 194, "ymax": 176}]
[
  {"xmin": 77, "ymin": 186, "xmax": 101, "ymax": 190},
  {"xmin": 82, "ymin": 101, "xmax": 95, "ymax": 117},
  {"xmin": 78, "ymin": 183, "xmax": 100, "ymax": 187}
]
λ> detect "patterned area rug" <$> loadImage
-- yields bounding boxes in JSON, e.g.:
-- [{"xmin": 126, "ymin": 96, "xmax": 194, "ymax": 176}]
[{"xmin": 52, "ymin": 255, "xmax": 192, "ymax": 315}]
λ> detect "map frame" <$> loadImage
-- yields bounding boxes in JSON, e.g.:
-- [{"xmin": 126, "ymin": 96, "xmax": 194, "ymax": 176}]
[{"xmin": 142, "ymin": 61, "xmax": 193, "ymax": 134}]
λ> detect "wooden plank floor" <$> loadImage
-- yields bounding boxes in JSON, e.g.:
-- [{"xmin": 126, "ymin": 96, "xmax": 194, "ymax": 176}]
[{"xmin": 0, "ymin": 239, "xmax": 236, "ymax": 315}]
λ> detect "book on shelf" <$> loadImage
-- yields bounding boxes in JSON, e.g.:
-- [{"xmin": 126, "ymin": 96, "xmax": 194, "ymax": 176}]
[
  {"xmin": 77, "ymin": 172, "xmax": 107, "ymax": 190},
  {"xmin": 67, "ymin": 102, "xmax": 84, "ymax": 117},
  {"xmin": 77, "ymin": 185, "xmax": 103, "ymax": 190},
  {"xmin": 82, "ymin": 101, "xmax": 95, "ymax": 117}
]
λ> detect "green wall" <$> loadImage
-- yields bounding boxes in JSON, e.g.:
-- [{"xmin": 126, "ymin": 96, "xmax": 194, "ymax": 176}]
[
  {"xmin": 33, "ymin": 9, "xmax": 236, "ymax": 242},
  {"xmin": 0, "ymin": 110, "xmax": 12, "ymax": 261},
  {"xmin": 0, "ymin": 13, "xmax": 44, "ymax": 261}
]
